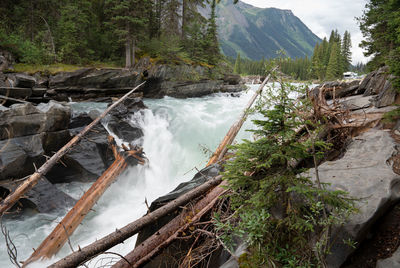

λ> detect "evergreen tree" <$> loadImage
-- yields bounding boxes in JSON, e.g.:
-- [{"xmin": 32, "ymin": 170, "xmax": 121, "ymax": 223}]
[
  {"xmin": 106, "ymin": 0, "xmax": 151, "ymax": 68},
  {"xmin": 326, "ymin": 42, "xmax": 341, "ymax": 80},
  {"xmin": 203, "ymin": 0, "xmax": 220, "ymax": 65},
  {"xmin": 234, "ymin": 53, "xmax": 241, "ymax": 74},
  {"xmin": 359, "ymin": 0, "xmax": 400, "ymax": 88},
  {"xmin": 341, "ymin": 30, "xmax": 352, "ymax": 72}
]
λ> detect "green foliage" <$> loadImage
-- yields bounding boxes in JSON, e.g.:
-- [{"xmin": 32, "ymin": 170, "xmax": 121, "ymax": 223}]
[
  {"xmin": 311, "ymin": 29, "xmax": 351, "ymax": 81},
  {"xmin": 233, "ymin": 53, "xmax": 242, "ymax": 74},
  {"xmin": 0, "ymin": 0, "xmax": 225, "ymax": 68},
  {"xmin": 358, "ymin": 0, "xmax": 400, "ymax": 90},
  {"xmin": 215, "ymin": 76, "xmax": 355, "ymax": 267}
]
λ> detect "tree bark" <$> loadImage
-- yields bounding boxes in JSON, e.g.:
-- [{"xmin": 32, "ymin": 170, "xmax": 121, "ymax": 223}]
[
  {"xmin": 47, "ymin": 176, "xmax": 222, "ymax": 268},
  {"xmin": 207, "ymin": 68, "xmax": 276, "ymax": 165},
  {"xmin": 112, "ymin": 181, "xmax": 227, "ymax": 268},
  {"xmin": 22, "ymin": 138, "xmax": 140, "ymax": 267},
  {"xmin": 111, "ymin": 68, "xmax": 277, "ymax": 268},
  {"xmin": 125, "ymin": 38, "xmax": 132, "ymax": 69},
  {"xmin": 0, "ymin": 82, "xmax": 146, "ymax": 217}
]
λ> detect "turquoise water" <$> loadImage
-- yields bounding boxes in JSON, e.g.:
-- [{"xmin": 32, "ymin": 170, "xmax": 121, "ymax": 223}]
[{"xmin": 0, "ymin": 85, "xmax": 265, "ymax": 267}]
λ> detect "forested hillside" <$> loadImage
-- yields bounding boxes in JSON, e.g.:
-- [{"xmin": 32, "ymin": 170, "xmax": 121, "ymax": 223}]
[
  {"xmin": 0, "ymin": 0, "xmax": 224, "ymax": 68},
  {"xmin": 200, "ymin": 0, "xmax": 321, "ymax": 60}
]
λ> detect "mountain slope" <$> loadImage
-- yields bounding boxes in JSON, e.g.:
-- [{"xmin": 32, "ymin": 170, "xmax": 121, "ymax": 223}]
[{"xmin": 202, "ymin": 0, "xmax": 322, "ymax": 60}]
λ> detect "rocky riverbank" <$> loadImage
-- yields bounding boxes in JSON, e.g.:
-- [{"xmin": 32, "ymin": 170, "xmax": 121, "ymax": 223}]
[
  {"xmin": 0, "ymin": 97, "xmax": 145, "ymax": 214},
  {"xmin": 135, "ymin": 66, "xmax": 400, "ymax": 268},
  {"xmin": 0, "ymin": 57, "xmax": 246, "ymax": 105}
]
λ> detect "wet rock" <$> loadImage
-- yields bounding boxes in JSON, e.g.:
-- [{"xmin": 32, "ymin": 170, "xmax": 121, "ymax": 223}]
[
  {"xmin": 0, "ymin": 131, "xmax": 72, "ymax": 182},
  {"xmin": 223, "ymin": 74, "xmax": 242, "ymax": 85},
  {"xmin": 108, "ymin": 120, "xmax": 143, "ymax": 143},
  {"xmin": 1, "ymin": 177, "xmax": 76, "ymax": 213},
  {"xmin": 107, "ymin": 97, "xmax": 146, "ymax": 143},
  {"xmin": 0, "ymin": 101, "xmax": 70, "ymax": 140},
  {"xmin": 49, "ymin": 68, "xmax": 94, "ymax": 88},
  {"xmin": 0, "ymin": 87, "xmax": 32, "ymax": 99},
  {"xmin": 136, "ymin": 164, "xmax": 222, "ymax": 244},
  {"xmin": 307, "ymin": 129, "xmax": 400, "ymax": 268},
  {"xmin": 13, "ymin": 73, "xmax": 36, "ymax": 88},
  {"xmin": 0, "ymin": 140, "xmax": 28, "ymax": 181},
  {"xmin": 31, "ymin": 87, "xmax": 47, "ymax": 97}
]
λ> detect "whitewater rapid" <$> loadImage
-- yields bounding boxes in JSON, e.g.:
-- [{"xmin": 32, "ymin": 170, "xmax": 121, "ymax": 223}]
[{"xmin": 0, "ymin": 85, "xmax": 261, "ymax": 267}]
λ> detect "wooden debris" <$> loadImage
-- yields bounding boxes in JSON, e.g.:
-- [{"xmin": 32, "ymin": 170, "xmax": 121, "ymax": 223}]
[
  {"xmin": 22, "ymin": 137, "xmax": 141, "ymax": 267},
  {"xmin": 49, "ymin": 69, "xmax": 276, "ymax": 267},
  {"xmin": 47, "ymin": 176, "xmax": 223, "ymax": 268},
  {"xmin": 0, "ymin": 82, "xmax": 146, "ymax": 216}
]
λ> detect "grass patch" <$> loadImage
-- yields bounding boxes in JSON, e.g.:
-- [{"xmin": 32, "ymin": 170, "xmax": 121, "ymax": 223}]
[{"xmin": 10, "ymin": 62, "xmax": 123, "ymax": 75}]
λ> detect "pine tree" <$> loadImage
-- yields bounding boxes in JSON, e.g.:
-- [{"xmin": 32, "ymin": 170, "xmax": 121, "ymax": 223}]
[
  {"xmin": 341, "ymin": 30, "xmax": 352, "ymax": 72},
  {"xmin": 203, "ymin": 0, "xmax": 220, "ymax": 65},
  {"xmin": 326, "ymin": 42, "xmax": 340, "ymax": 80},
  {"xmin": 234, "ymin": 53, "xmax": 241, "ymax": 74},
  {"xmin": 106, "ymin": 0, "xmax": 151, "ymax": 68}
]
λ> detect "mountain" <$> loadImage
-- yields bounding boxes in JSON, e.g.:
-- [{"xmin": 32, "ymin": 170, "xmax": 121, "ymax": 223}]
[{"xmin": 200, "ymin": 0, "xmax": 322, "ymax": 60}]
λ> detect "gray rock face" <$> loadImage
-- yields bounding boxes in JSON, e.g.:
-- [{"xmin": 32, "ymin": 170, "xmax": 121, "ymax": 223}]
[
  {"xmin": 376, "ymin": 246, "xmax": 400, "ymax": 268},
  {"xmin": 372, "ymin": 77, "xmax": 396, "ymax": 108},
  {"xmin": 0, "ymin": 101, "xmax": 71, "ymax": 140},
  {"xmin": 13, "ymin": 73, "xmax": 36, "ymax": 88},
  {"xmin": 307, "ymin": 129, "xmax": 400, "ymax": 268},
  {"xmin": 136, "ymin": 164, "xmax": 222, "ymax": 250},
  {"xmin": 1, "ymin": 177, "xmax": 76, "ymax": 213}
]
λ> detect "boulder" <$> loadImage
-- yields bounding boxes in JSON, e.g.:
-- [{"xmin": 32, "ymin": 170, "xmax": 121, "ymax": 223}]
[
  {"xmin": 0, "ymin": 177, "xmax": 76, "ymax": 214},
  {"xmin": 49, "ymin": 68, "xmax": 94, "ymax": 88},
  {"xmin": 358, "ymin": 71, "xmax": 376, "ymax": 95},
  {"xmin": 338, "ymin": 95, "xmax": 372, "ymax": 111},
  {"xmin": 307, "ymin": 129, "xmax": 400, "ymax": 268},
  {"xmin": 0, "ymin": 139, "xmax": 28, "ymax": 181},
  {"xmin": 363, "ymin": 66, "xmax": 389, "ymax": 96},
  {"xmin": 0, "ymin": 87, "xmax": 32, "ymax": 98},
  {"xmin": 223, "ymin": 74, "xmax": 242, "ymax": 85},
  {"xmin": 0, "ymin": 130, "xmax": 72, "ymax": 182},
  {"xmin": 0, "ymin": 101, "xmax": 71, "ymax": 140},
  {"xmin": 13, "ymin": 73, "xmax": 36, "ymax": 88},
  {"xmin": 372, "ymin": 78, "xmax": 397, "ymax": 108}
]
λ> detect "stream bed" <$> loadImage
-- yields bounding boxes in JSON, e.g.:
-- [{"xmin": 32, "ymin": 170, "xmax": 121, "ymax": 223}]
[{"xmin": 0, "ymin": 84, "xmax": 264, "ymax": 267}]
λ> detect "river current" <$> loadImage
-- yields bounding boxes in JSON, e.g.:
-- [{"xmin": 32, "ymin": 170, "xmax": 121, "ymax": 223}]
[{"xmin": 0, "ymin": 84, "xmax": 263, "ymax": 267}]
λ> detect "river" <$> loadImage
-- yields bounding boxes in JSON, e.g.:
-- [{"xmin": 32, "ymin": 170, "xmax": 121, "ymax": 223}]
[{"xmin": 0, "ymin": 84, "xmax": 266, "ymax": 267}]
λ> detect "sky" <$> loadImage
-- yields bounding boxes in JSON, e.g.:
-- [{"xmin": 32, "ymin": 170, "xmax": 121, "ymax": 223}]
[{"xmin": 241, "ymin": 0, "xmax": 369, "ymax": 64}]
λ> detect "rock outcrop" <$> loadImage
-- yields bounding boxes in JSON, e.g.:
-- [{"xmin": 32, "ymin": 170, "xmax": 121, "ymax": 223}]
[
  {"xmin": 0, "ymin": 98, "xmax": 146, "ymax": 213},
  {"xmin": 0, "ymin": 56, "xmax": 247, "ymax": 103},
  {"xmin": 307, "ymin": 129, "xmax": 400, "ymax": 268}
]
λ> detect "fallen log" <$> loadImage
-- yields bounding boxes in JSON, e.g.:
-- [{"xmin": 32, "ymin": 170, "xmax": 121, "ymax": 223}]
[
  {"xmin": 22, "ymin": 137, "xmax": 142, "ymax": 267},
  {"xmin": 47, "ymin": 176, "xmax": 223, "ymax": 268},
  {"xmin": 207, "ymin": 67, "xmax": 277, "ymax": 165},
  {"xmin": 112, "ymin": 182, "xmax": 227, "ymax": 268},
  {"xmin": 50, "ymin": 69, "xmax": 275, "ymax": 267},
  {"xmin": 0, "ymin": 81, "xmax": 146, "ymax": 216},
  {"xmin": 111, "ymin": 70, "xmax": 277, "ymax": 267}
]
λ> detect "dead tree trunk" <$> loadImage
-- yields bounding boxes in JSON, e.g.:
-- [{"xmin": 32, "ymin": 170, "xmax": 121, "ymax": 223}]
[
  {"xmin": 47, "ymin": 176, "xmax": 222, "ymax": 268},
  {"xmin": 0, "ymin": 82, "xmax": 146, "ymax": 216},
  {"xmin": 22, "ymin": 137, "xmax": 141, "ymax": 267},
  {"xmin": 111, "ymin": 181, "xmax": 227, "ymax": 268},
  {"xmin": 50, "ymin": 69, "xmax": 276, "ymax": 268},
  {"xmin": 207, "ymin": 68, "xmax": 276, "ymax": 165},
  {"xmin": 111, "ymin": 70, "xmax": 277, "ymax": 267}
]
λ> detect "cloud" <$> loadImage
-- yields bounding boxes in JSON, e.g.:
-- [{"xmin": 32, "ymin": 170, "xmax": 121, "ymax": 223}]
[{"xmin": 240, "ymin": 0, "xmax": 369, "ymax": 63}]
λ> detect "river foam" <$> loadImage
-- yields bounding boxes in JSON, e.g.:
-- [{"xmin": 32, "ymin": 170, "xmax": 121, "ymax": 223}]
[{"xmin": 0, "ymin": 84, "xmax": 264, "ymax": 267}]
